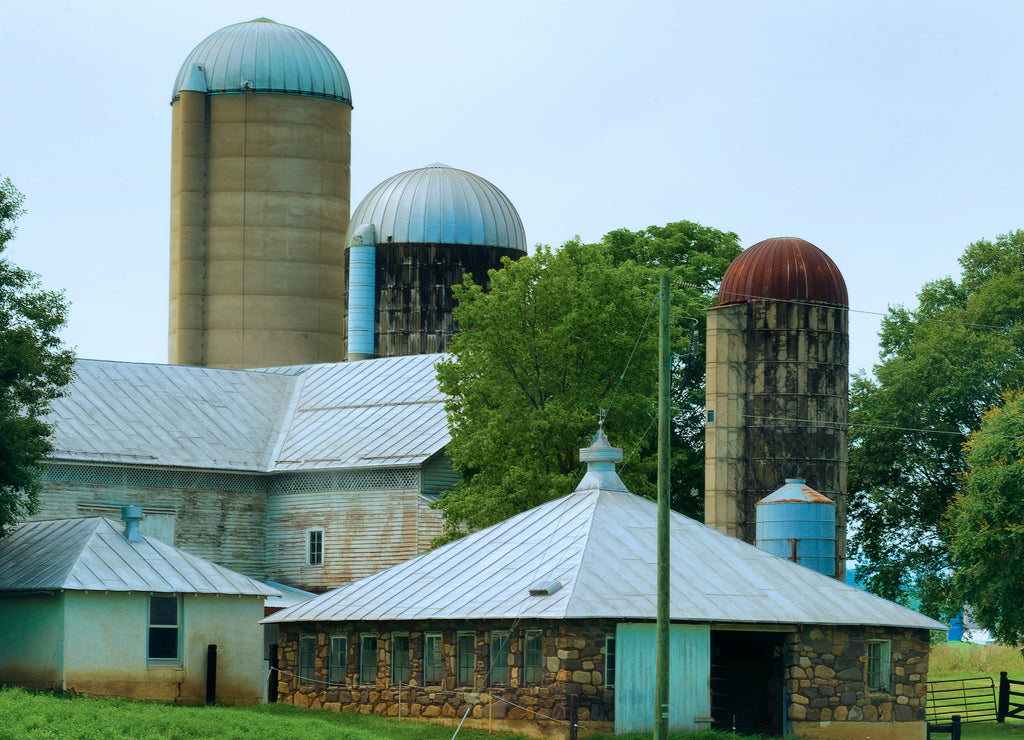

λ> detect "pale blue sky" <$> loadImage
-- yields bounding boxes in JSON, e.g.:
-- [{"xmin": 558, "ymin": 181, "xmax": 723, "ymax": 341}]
[{"xmin": 2, "ymin": 0, "xmax": 1021, "ymax": 375}]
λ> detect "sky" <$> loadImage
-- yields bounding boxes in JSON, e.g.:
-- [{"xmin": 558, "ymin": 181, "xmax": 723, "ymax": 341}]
[{"xmin": 2, "ymin": 0, "xmax": 1022, "ymax": 376}]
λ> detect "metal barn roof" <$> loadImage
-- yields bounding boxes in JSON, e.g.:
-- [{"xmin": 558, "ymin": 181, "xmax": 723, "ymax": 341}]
[
  {"xmin": 266, "ymin": 435, "xmax": 944, "ymax": 631},
  {"xmin": 46, "ymin": 354, "xmax": 449, "ymax": 473},
  {"xmin": 173, "ymin": 18, "xmax": 351, "ymax": 103},
  {"xmin": 0, "ymin": 517, "xmax": 279, "ymax": 597},
  {"xmin": 347, "ymin": 164, "xmax": 527, "ymax": 252}
]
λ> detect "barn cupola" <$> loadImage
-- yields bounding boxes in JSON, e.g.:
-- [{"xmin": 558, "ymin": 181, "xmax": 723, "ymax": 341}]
[{"xmin": 576, "ymin": 428, "xmax": 627, "ymax": 492}]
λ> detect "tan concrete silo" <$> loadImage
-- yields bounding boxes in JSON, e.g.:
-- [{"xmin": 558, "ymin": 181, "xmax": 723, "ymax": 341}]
[
  {"xmin": 169, "ymin": 18, "xmax": 351, "ymax": 369},
  {"xmin": 704, "ymin": 237, "xmax": 849, "ymax": 579}
]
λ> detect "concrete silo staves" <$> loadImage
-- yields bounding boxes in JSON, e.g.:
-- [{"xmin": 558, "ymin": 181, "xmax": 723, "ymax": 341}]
[
  {"xmin": 704, "ymin": 237, "xmax": 849, "ymax": 579},
  {"xmin": 345, "ymin": 163, "xmax": 527, "ymax": 360},
  {"xmin": 168, "ymin": 19, "xmax": 352, "ymax": 369}
]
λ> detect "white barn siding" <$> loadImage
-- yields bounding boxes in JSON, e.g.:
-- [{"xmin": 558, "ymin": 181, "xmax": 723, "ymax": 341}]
[
  {"xmin": 35, "ymin": 477, "xmax": 267, "ymax": 579},
  {"xmin": 265, "ymin": 488, "xmax": 441, "ymax": 590}
]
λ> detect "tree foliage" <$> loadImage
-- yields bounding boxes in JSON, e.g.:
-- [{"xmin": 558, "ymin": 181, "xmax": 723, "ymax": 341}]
[
  {"xmin": 433, "ymin": 221, "xmax": 740, "ymax": 542},
  {"xmin": 0, "ymin": 177, "xmax": 76, "ymax": 537},
  {"xmin": 849, "ymin": 230, "xmax": 1024, "ymax": 615},
  {"xmin": 949, "ymin": 391, "xmax": 1024, "ymax": 644}
]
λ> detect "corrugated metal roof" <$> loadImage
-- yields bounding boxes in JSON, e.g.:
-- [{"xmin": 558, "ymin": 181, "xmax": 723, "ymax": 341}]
[
  {"xmin": 347, "ymin": 164, "xmax": 527, "ymax": 252},
  {"xmin": 265, "ymin": 461, "xmax": 944, "ymax": 630},
  {"xmin": 717, "ymin": 237, "xmax": 849, "ymax": 307},
  {"xmin": 172, "ymin": 18, "xmax": 352, "ymax": 104},
  {"xmin": 46, "ymin": 355, "xmax": 449, "ymax": 473},
  {"xmin": 0, "ymin": 517, "xmax": 279, "ymax": 596}
]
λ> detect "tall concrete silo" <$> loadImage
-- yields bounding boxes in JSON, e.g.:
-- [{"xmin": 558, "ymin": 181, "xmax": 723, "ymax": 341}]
[
  {"xmin": 169, "ymin": 18, "xmax": 352, "ymax": 369},
  {"xmin": 345, "ymin": 164, "xmax": 527, "ymax": 360},
  {"xmin": 704, "ymin": 237, "xmax": 848, "ymax": 579}
]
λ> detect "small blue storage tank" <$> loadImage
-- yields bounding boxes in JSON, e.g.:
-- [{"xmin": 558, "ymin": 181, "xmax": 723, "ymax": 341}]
[{"xmin": 755, "ymin": 479, "xmax": 836, "ymax": 578}]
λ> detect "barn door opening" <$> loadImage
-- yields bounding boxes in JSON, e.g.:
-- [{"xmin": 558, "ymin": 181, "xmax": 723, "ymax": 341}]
[{"xmin": 710, "ymin": 630, "xmax": 785, "ymax": 736}]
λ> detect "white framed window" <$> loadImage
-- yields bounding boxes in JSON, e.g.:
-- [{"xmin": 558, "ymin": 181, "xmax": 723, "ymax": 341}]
[
  {"xmin": 392, "ymin": 633, "xmax": 411, "ymax": 685},
  {"xmin": 360, "ymin": 633, "xmax": 378, "ymax": 685},
  {"xmin": 424, "ymin": 632, "xmax": 443, "ymax": 685},
  {"xmin": 306, "ymin": 527, "xmax": 324, "ymax": 566},
  {"xmin": 490, "ymin": 630, "xmax": 510, "ymax": 686},
  {"xmin": 148, "ymin": 594, "xmax": 181, "ymax": 665},
  {"xmin": 605, "ymin": 634, "xmax": 616, "ymax": 688},
  {"xmin": 524, "ymin": 630, "xmax": 543, "ymax": 684},
  {"xmin": 298, "ymin": 634, "xmax": 316, "ymax": 683},
  {"xmin": 330, "ymin": 635, "xmax": 347, "ymax": 685},
  {"xmin": 866, "ymin": 639, "xmax": 891, "ymax": 692}
]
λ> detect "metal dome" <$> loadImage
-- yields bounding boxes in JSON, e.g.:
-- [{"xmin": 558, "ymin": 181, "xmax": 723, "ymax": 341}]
[
  {"xmin": 717, "ymin": 237, "xmax": 848, "ymax": 307},
  {"xmin": 172, "ymin": 18, "xmax": 351, "ymax": 103},
  {"xmin": 347, "ymin": 164, "xmax": 527, "ymax": 252}
]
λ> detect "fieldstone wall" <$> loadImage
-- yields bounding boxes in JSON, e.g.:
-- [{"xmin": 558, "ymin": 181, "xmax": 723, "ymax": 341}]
[
  {"xmin": 275, "ymin": 619, "xmax": 616, "ymax": 739},
  {"xmin": 785, "ymin": 625, "xmax": 930, "ymax": 733}
]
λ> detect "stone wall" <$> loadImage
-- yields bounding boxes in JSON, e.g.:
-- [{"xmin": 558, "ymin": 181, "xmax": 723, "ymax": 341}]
[
  {"xmin": 786, "ymin": 625, "xmax": 930, "ymax": 740},
  {"xmin": 275, "ymin": 619, "xmax": 616, "ymax": 739}
]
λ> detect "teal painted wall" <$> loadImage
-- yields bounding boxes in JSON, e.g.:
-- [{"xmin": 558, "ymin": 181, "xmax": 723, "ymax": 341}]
[
  {"xmin": 0, "ymin": 593, "xmax": 64, "ymax": 689},
  {"xmin": 614, "ymin": 622, "xmax": 711, "ymax": 733}
]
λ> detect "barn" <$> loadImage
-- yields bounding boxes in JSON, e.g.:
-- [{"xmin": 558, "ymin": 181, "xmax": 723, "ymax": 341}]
[
  {"xmin": 0, "ymin": 509, "xmax": 278, "ymax": 704},
  {"xmin": 264, "ymin": 431, "xmax": 943, "ymax": 739}
]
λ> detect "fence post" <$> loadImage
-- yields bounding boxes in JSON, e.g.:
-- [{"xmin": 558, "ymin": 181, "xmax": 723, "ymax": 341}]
[
  {"xmin": 205, "ymin": 644, "xmax": 217, "ymax": 705},
  {"xmin": 268, "ymin": 643, "xmax": 279, "ymax": 703},
  {"xmin": 568, "ymin": 693, "xmax": 578, "ymax": 740},
  {"xmin": 951, "ymin": 714, "xmax": 961, "ymax": 740},
  {"xmin": 999, "ymin": 671, "xmax": 1009, "ymax": 722}
]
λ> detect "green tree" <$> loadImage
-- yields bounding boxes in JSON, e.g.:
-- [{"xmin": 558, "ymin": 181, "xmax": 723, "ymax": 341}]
[
  {"xmin": 0, "ymin": 177, "xmax": 76, "ymax": 536},
  {"xmin": 849, "ymin": 230, "xmax": 1024, "ymax": 614},
  {"xmin": 433, "ymin": 221, "xmax": 740, "ymax": 542},
  {"xmin": 949, "ymin": 391, "xmax": 1024, "ymax": 644}
]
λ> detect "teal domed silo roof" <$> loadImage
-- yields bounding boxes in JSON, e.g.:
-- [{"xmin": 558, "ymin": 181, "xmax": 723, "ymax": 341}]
[
  {"xmin": 172, "ymin": 18, "xmax": 351, "ymax": 104},
  {"xmin": 348, "ymin": 164, "xmax": 527, "ymax": 252}
]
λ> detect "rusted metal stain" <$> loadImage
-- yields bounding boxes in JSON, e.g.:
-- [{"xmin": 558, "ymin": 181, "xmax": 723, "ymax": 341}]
[{"xmin": 717, "ymin": 237, "xmax": 848, "ymax": 307}]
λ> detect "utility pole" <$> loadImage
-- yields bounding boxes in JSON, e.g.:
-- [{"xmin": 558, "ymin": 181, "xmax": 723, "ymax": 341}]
[{"xmin": 654, "ymin": 274, "xmax": 670, "ymax": 740}]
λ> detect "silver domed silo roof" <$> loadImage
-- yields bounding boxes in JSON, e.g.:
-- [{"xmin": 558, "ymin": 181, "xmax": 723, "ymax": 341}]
[
  {"xmin": 347, "ymin": 164, "xmax": 527, "ymax": 252},
  {"xmin": 172, "ymin": 18, "xmax": 351, "ymax": 103}
]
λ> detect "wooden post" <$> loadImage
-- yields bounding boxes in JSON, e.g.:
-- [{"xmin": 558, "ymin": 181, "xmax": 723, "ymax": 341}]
[
  {"xmin": 568, "ymin": 693, "xmax": 579, "ymax": 740},
  {"xmin": 268, "ymin": 643, "xmax": 280, "ymax": 703},
  {"xmin": 205, "ymin": 644, "xmax": 217, "ymax": 705},
  {"xmin": 951, "ymin": 714, "xmax": 961, "ymax": 740},
  {"xmin": 655, "ymin": 274, "xmax": 670, "ymax": 740}
]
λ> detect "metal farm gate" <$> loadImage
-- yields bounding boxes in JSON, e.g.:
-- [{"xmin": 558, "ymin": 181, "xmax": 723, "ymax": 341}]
[{"xmin": 614, "ymin": 623, "xmax": 711, "ymax": 734}]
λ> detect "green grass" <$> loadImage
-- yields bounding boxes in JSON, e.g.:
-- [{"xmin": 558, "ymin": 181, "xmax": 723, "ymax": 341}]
[
  {"xmin": 931, "ymin": 642, "xmax": 1024, "ymax": 683},
  {"xmin": 0, "ymin": 688, "xmax": 761, "ymax": 740}
]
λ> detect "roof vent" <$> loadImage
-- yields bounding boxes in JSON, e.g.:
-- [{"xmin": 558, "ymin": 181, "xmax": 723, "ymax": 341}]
[
  {"xmin": 528, "ymin": 580, "xmax": 562, "ymax": 597},
  {"xmin": 121, "ymin": 506, "xmax": 144, "ymax": 543}
]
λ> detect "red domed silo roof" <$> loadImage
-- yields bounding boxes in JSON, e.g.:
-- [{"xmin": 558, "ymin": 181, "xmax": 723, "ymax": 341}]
[{"xmin": 716, "ymin": 237, "xmax": 848, "ymax": 307}]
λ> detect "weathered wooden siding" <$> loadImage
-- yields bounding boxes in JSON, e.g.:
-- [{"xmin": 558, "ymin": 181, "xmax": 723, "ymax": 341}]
[
  {"xmin": 34, "ymin": 475, "xmax": 267, "ymax": 579},
  {"xmin": 614, "ymin": 622, "xmax": 711, "ymax": 734},
  {"xmin": 265, "ymin": 488, "xmax": 443, "ymax": 591},
  {"xmin": 420, "ymin": 453, "xmax": 458, "ymax": 496}
]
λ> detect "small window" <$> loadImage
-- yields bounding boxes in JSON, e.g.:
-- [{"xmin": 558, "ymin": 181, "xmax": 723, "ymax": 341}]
[
  {"xmin": 490, "ymin": 630, "xmax": 510, "ymax": 686},
  {"xmin": 457, "ymin": 632, "xmax": 475, "ymax": 686},
  {"xmin": 605, "ymin": 635, "xmax": 616, "ymax": 688},
  {"xmin": 306, "ymin": 528, "xmax": 324, "ymax": 566},
  {"xmin": 866, "ymin": 640, "xmax": 891, "ymax": 692},
  {"xmin": 330, "ymin": 635, "xmax": 347, "ymax": 685},
  {"xmin": 424, "ymin": 632, "xmax": 443, "ymax": 685},
  {"xmin": 392, "ymin": 633, "xmax": 411, "ymax": 685},
  {"xmin": 524, "ymin": 630, "xmax": 543, "ymax": 684},
  {"xmin": 360, "ymin": 634, "xmax": 378, "ymax": 685},
  {"xmin": 148, "ymin": 595, "xmax": 180, "ymax": 663},
  {"xmin": 299, "ymin": 635, "xmax": 316, "ymax": 682}
]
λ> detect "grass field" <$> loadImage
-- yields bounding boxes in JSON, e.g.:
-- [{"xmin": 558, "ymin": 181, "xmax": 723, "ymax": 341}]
[{"xmin": 3, "ymin": 642, "xmax": 1023, "ymax": 740}]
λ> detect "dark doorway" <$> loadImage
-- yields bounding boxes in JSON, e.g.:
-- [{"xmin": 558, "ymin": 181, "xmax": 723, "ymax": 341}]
[{"xmin": 710, "ymin": 630, "xmax": 786, "ymax": 736}]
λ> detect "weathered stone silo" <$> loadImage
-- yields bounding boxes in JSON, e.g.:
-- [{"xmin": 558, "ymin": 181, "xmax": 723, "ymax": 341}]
[
  {"xmin": 168, "ymin": 19, "xmax": 351, "ymax": 369},
  {"xmin": 704, "ymin": 237, "xmax": 848, "ymax": 579},
  {"xmin": 344, "ymin": 163, "xmax": 527, "ymax": 359}
]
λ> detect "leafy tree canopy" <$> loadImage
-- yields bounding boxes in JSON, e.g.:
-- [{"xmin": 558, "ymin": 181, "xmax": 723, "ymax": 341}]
[
  {"xmin": 849, "ymin": 230, "xmax": 1024, "ymax": 615},
  {"xmin": 433, "ymin": 221, "xmax": 740, "ymax": 543},
  {"xmin": 0, "ymin": 177, "xmax": 76, "ymax": 536},
  {"xmin": 949, "ymin": 391, "xmax": 1024, "ymax": 645}
]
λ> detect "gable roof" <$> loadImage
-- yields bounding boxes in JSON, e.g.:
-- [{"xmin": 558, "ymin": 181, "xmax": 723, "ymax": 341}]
[
  {"xmin": 0, "ymin": 517, "xmax": 279, "ymax": 596},
  {"xmin": 266, "ymin": 435, "xmax": 944, "ymax": 631},
  {"xmin": 46, "ymin": 354, "xmax": 448, "ymax": 474}
]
